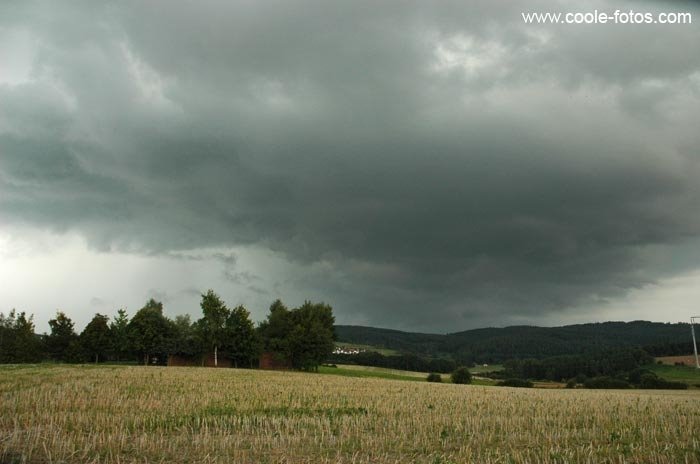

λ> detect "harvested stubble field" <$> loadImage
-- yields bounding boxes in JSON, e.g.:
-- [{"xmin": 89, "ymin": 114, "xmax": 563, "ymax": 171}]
[{"xmin": 1, "ymin": 365, "xmax": 699, "ymax": 463}]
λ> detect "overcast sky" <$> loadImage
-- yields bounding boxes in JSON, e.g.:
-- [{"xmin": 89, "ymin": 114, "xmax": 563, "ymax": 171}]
[{"xmin": 1, "ymin": 0, "xmax": 699, "ymax": 333}]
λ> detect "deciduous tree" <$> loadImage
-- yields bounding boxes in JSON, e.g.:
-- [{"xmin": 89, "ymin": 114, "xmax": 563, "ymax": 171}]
[
  {"xmin": 110, "ymin": 309, "xmax": 131, "ymax": 361},
  {"xmin": 258, "ymin": 299, "xmax": 335, "ymax": 371},
  {"xmin": 224, "ymin": 305, "xmax": 260, "ymax": 368},
  {"xmin": 128, "ymin": 299, "xmax": 173, "ymax": 365},
  {"xmin": 80, "ymin": 313, "xmax": 111, "ymax": 363},
  {"xmin": 287, "ymin": 301, "xmax": 335, "ymax": 371},
  {"xmin": 258, "ymin": 299, "xmax": 291, "ymax": 355},
  {"xmin": 451, "ymin": 366, "xmax": 472, "ymax": 384},
  {"xmin": 0, "ymin": 310, "xmax": 42, "ymax": 363},
  {"xmin": 46, "ymin": 311, "xmax": 80, "ymax": 362},
  {"xmin": 171, "ymin": 314, "xmax": 204, "ymax": 359},
  {"xmin": 199, "ymin": 290, "xmax": 229, "ymax": 367}
]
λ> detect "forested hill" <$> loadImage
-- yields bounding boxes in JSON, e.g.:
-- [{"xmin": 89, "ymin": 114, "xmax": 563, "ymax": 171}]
[{"xmin": 335, "ymin": 321, "xmax": 694, "ymax": 363}]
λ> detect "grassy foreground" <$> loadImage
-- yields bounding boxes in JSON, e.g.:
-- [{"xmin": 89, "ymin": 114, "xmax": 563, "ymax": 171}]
[{"xmin": 2, "ymin": 365, "xmax": 700, "ymax": 463}]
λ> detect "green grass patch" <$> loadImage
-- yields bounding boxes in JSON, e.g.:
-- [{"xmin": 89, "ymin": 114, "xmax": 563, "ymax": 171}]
[
  {"xmin": 469, "ymin": 364, "xmax": 503, "ymax": 374},
  {"xmin": 645, "ymin": 363, "xmax": 700, "ymax": 386},
  {"xmin": 331, "ymin": 364, "xmax": 427, "ymax": 377}
]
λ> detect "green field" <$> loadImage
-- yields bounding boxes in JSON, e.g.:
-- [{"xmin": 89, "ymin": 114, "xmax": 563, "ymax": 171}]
[
  {"xmin": 646, "ymin": 363, "xmax": 700, "ymax": 387},
  {"xmin": 2, "ymin": 364, "xmax": 699, "ymax": 463},
  {"xmin": 469, "ymin": 364, "xmax": 504, "ymax": 374}
]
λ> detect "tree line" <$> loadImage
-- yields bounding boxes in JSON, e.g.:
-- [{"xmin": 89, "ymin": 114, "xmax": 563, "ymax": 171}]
[
  {"xmin": 327, "ymin": 350, "xmax": 459, "ymax": 374},
  {"xmin": 335, "ymin": 321, "xmax": 694, "ymax": 363},
  {"xmin": 500, "ymin": 347, "xmax": 654, "ymax": 381},
  {"xmin": 0, "ymin": 291, "xmax": 335, "ymax": 371},
  {"xmin": 475, "ymin": 348, "xmax": 690, "ymax": 390}
]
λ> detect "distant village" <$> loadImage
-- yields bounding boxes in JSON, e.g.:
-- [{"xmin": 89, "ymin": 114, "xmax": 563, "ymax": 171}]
[{"xmin": 332, "ymin": 346, "xmax": 364, "ymax": 355}]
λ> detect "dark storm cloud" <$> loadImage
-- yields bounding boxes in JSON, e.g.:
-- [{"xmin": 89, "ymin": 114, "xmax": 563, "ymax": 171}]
[{"xmin": 1, "ymin": 0, "xmax": 699, "ymax": 330}]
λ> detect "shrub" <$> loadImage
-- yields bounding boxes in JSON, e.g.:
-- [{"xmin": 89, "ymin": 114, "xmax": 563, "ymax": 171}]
[
  {"xmin": 451, "ymin": 367, "xmax": 472, "ymax": 384},
  {"xmin": 639, "ymin": 373, "xmax": 687, "ymax": 390},
  {"xmin": 628, "ymin": 368, "xmax": 653, "ymax": 385},
  {"xmin": 426, "ymin": 373, "xmax": 442, "ymax": 383},
  {"xmin": 583, "ymin": 376, "xmax": 630, "ymax": 389},
  {"xmin": 565, "ymin": 379, "xmax": 577, "ymax": 389},
  {"xmin": 497, "ymin": 378, "xmax": 533, "ymax": 388},
  {"xmin": 662, "ymin": 380, "xmax": 688, "ymax": 390}
]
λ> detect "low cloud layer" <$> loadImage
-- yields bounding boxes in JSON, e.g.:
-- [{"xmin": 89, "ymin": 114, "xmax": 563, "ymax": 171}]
[{"xmin": 1, "ymin": 0, "xmax": 700, "ymax": 331}]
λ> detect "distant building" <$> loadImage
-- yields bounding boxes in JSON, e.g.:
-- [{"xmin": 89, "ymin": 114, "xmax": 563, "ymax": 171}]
[{"xmin": 332, "ymin": 347, "xmax": 364, "ymax": 355}]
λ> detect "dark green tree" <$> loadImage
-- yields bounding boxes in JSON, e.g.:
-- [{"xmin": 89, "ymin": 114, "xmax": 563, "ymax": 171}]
[
  {"xmin": 109, "ymin": 309, "xmax": 131, "ymax": 361},
  {"xmin": 288, "ymin": 301, "xmax": 335, "ymax": 371},
  {"xmin": 0, "ymin": 310, "xmax": 42, "ymax": 363},
  {"xmin": 171, "ymin": 314, "xmax": 204, "ymax": 359},
  {"xmin": 497, "ymin": 378, "xmax": 533, "ymax": 388},
  {"xmin": 451, "ymin": 366, "xmax": 472, "ymax": 384},
  {"xmin": 80, "ymin": 313, "xmax": 111, "ymax": 363},
  {"xmin": 199, "ymin": 290, "xmax": 230, "ymax": 367},
  {"xmin": 0, "ymin": 311, "xmax": 16, "ymax": 363},
  {"xmin": 224, "ymin": 305, "xmax": 260, "ymax": 368},
  {"xmin": 258, "ymin": 299, "xmax": 291, "ymax": 354},
  {"xmin": 628, "ymin": 368, "xmax": 653, "ymax": 385},
  {"xmin": 128, "ymin": 299, "xmax": 173, "ymax": 365},
  {"xmin": 46, "ymin": 311, "xmax": 81, "ymax": 362},
  {"xmin": 259, "ymin": 300, "xmax": 335, "ymax": 371}
]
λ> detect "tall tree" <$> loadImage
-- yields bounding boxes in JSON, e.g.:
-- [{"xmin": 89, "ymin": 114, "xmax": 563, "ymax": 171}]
[
  {"xmin": 0, "ymin": 311, "xmax": 15, "ymax": 363},
  {"xmin": 224, "ymin": 305, "xmax": 260, "ymax": 368},
  {"xmin": 199, "ymin": 290, "xmax": 229, "ymax": 367},
  {"xmin": 287, "ymin": 301, "xmax": 335, "ymax": 371},
  {"xmin": 15, "ymin": 311, "xmax": 43, "ymax": 363},
  {"xmin": 258, "ymin": 299, "xmax": 335, "ymax": 371},
  {"xmin": 80, "ymin": 313, "xmax": 111, "ymax": 363},
  {"xmin": 258, "ymin": 299, "xmax": 291, "ymax": 354},
  {"xmin": 109, "ymin": 309, "xmax": 131, "ymax": 361},
  {"xmin": 128, "ymin": 299, "xmax": 173, "ymax": 365},
  {"xmin": 0, "ymin": 310, "xmax": 42, "ymax": 363},
  {"xmin": 46, "ymin": 311, "xmax": 80, "ymax": 362},
  {"xmin": 171, "ymin": 314, "xmax": 204, "ymax": 359}
]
